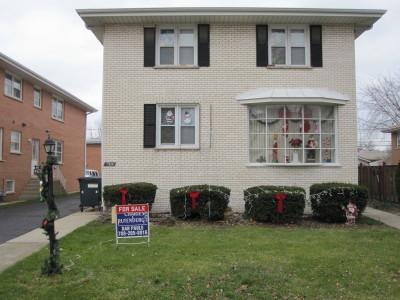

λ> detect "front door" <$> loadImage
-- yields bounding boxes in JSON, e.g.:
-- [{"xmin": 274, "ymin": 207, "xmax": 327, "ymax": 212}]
[{"xmin": 31, "ymin": 139, "xmax": 39, "ymax": 176}]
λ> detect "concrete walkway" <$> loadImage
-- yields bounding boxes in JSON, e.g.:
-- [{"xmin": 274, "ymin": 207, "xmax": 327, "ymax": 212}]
[
  {"xmin": 0, "ymin": 211, "xmax": 99, "ymax": 273},
  {"xmin": 364, "ymin": 207, "xmax": 400, "ymax": 230}
]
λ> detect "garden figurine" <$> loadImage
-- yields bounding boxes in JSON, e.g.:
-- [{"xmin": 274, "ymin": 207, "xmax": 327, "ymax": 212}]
[{"xmin": 342, "ymin": 200, "xmax": 358, "ymax": 225}]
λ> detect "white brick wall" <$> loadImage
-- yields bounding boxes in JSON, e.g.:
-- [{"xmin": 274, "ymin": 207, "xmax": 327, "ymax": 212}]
[{"xmin": 102, "ymin": 24, "xmax": 357, "ymax": 212}]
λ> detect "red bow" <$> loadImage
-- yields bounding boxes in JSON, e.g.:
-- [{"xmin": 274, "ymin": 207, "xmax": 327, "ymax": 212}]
[
  {"xmin": 188, "ymin": 191, "xmax": 201, "ymax": 209},
  {"xmin": 274, "ymin": 193, "xmax": 287, "ymax": 214},
  {"xmin": 119, "ymin": 188, "xmax": 129, "ymax": 205}
]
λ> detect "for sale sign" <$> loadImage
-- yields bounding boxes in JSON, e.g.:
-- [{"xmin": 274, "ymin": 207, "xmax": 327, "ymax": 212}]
[{"xmin": 115, "ymin": 204, "xmax": 150, "ymax": 245}]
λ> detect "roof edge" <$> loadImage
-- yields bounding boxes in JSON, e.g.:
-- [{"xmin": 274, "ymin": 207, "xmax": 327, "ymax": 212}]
[{"xmin": 0, "ymin": 52, "xmax": 97, "ymax": 113}]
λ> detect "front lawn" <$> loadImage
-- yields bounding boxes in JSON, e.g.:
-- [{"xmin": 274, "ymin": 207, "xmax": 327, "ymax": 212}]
[{"xmin": 0, "ymin": 219, "xmax": 399, "ymax": 299}]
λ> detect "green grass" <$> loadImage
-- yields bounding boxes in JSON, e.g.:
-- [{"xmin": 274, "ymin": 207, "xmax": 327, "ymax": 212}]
[{"xmin": 1, "ymin": 220, "xmax": 399, "ymax": 299}]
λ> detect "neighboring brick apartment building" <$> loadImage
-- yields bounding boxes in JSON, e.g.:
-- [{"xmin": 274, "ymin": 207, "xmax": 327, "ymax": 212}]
[
  {"xmin": 86, "ymin": 137, "xmax": 101, "ymax": 173},
  {"xmin": 0, "ymin": 52, "xmax": 96, "ymax": 201},
  {"xmin": 78, "ymin": 7, "xmax": 384, "ymax": 212}
]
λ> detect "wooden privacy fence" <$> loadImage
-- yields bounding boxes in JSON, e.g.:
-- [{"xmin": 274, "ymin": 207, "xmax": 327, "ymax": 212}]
[{"xmin": 358, "ymin": 163, "xmax": 400, "ymax": 202}]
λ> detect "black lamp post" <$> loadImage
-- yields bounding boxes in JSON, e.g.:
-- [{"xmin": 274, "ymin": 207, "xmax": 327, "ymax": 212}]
[{"xmin": 36, "ymin": 134, "xmax": 62, "ymax": 275}]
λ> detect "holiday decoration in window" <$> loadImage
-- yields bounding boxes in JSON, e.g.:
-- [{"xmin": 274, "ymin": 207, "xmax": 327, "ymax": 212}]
[{"xmin": 289, "ymin": 138, "xmax": 302, "ymax": 148}]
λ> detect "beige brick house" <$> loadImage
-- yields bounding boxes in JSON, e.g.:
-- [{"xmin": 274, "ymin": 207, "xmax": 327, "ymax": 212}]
[
  {"xmin": 79, "ymin": 7, "xmax": 384, "ymax": 212},
  {"xmin": 0, "ymin": 52, "xmax": 97, "ymax": 201}
]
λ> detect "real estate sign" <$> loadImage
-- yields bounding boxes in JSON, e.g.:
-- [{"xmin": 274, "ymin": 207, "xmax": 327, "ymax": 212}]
[{"xmin": 115, "ymin": 204, "xmax": 150, "ymax": 245}]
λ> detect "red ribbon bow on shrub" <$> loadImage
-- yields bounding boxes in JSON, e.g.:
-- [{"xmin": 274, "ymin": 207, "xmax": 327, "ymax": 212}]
[
  {"xmin": 188, "ymin": 191, "xmax": 201, "ymax": 209},
  {"xmin": 274, "ymin": 193, "xmax": 287, "ymax": 214},
  {"xmin": 119, "ymin": 188, "xmax": 129, "ymax": 205}
]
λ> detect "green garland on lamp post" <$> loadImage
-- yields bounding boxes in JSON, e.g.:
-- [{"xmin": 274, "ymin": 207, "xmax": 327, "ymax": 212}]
[{"xmin": 34, "ymin": 134, "xmax": 62, "ymax": 275}]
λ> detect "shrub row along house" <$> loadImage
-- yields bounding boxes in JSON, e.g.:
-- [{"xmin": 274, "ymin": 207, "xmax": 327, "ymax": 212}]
[
  {"xmin": 78, "ymin": 7, "xmax": 385, "ymax": 212},
  {"xmin": 0, "ymin": 52, "xmax": 96, "ymax": 201}
]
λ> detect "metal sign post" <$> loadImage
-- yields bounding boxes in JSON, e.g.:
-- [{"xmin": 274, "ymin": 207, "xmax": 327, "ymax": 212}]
[{"xmin": 115, "ymin": 204, "xmax": 150, "ymax": 246}]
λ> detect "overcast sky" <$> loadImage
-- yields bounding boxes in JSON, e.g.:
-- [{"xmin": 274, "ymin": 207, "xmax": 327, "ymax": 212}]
[{"xmin": 0, "ymin": 0, "xmax": 398, "ymax": 141}]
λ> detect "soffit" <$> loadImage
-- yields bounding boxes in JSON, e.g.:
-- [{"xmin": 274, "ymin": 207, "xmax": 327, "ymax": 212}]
[{"xmin": 77, "ymin": 7, "xmax": 386, "ymax": 43}]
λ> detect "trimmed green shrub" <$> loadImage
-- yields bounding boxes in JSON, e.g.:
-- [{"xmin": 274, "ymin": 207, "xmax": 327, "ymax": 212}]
[
  {"xmin": 244, "ymin": 185, "xmax": 306, "ymax": 223},
  {"xmin": 310, "ymin": 182, "xmax": 368, "ymax": 223},
  {"xmin": 103, "ymin": 182, "xmax": 157, "ymax": 209},
  {"xmin": 170, "ymin": 185, "xmax": 230, "ymax": 221}
]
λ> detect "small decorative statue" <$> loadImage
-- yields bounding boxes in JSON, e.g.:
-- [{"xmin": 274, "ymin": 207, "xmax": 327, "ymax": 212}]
[
  {"xmin": 342, "ymin": 200, "xmax": 358, "ymax": 225},
  {"xmin": 306, "ymin": 135, "xmax": 318, "ymax": 161}
]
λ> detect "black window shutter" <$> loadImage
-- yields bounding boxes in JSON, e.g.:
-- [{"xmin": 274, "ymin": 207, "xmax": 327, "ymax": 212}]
[
  {"xmin": 310, "ymin": 25, "xmax": 323, "ymax": 67},
  {"xmin": 143, "ymin": 104, "xmax": 156, "ymax": 148},
  {"xmin": 144, "ymin": 28, "xmax": 155, "ymax": 67},
  {"xmin": 256, "ymin": 25, "xmax": 268, "ymax": 67},
  {"xmin": 198, "ymin": 24, "xmax": 210, "ymax": 67}
]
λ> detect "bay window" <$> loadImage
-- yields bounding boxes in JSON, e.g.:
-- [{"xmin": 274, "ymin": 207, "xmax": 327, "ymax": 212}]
[
  {"xmin": 249, "ymin": 104, "xmax": 336, "ymax": 164},
  {"xmin": 156, "ymin": 105, "xmax": 199, "ymax": 148}
]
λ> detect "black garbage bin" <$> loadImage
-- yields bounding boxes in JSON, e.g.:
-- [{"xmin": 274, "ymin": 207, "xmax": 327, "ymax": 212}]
[{"xmin": 78, "ymin": 177, "xmax": 102, "ymax": 211}]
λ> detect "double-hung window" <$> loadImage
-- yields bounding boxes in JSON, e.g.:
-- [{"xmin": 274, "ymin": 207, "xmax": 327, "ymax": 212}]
[
  {"xmin": 52, "ymin": 97, "xmax": 64, "ymax": 121},
  {"xmin": 157, "ymin": 26, "xmax": 197, "ymax": 66},
  {"xmin": 10, "ymin": 131, "xmax": 21, "ymax": 153},
  {"xmin": 269, "ymin": 26, "xmax": 308, "ymax": 66},
  {"xmin": 6, "ymin": 180, "xmax": 15, "ymax": 194},
  {"xmin": 33, "ymin": 87, "xmax": 42, "ymax": 108},
  {"xmin": 4, "ymin": 73, "xmax": 22, "ymax": 100},
  {"xmin": 249, "ymin": 104, "xmax": 336, "ymax": 164},
  {"xmin": 156, "ymin": 105, "xmax": 199, "ymax": 148}
]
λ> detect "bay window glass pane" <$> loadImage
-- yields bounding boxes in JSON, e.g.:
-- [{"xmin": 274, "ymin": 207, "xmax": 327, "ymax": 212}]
[
  {"xmin": 179, "ymin": 47, "xmax": 194, "ymax": 65},
  {"xmin": 161, "ymin": 108, "xmax": 175, "ymax": 125},
  {"xmin": 322, "ymin": 149, "xmax": 335, "ymax": 163},
  {"xmin": 321, "ymin": 134, "xmax": 335, "ymax": 148},
  {"xmin": 305, "ymin": 148, "xmax": 320, "ymax": 163},
  {"xmin": 288, "ymin": 119, "xmax": 302, "ymax": 133},
  {"xmin": 159, "ymin": 29, "xmax": 174, "ymax": 46},
  {"xmin": 303, "ymin": 105, "xmax": 320, "ymax": 118},
  {"xmin": 161, "ymin": 127, "xmax": 175, "ymax": 144},
  {"xmin": 249, "ymin": 134, "xmax": 266, "ymax": 149},
  {"xmin": 286, "ymin": 105, "xmax": 302, "ymax": 118},
  {"xmin": 287, "ymin": 148, "xmax": 303, "ymax": 163},
  {"xmin": 267, "ymin": 134, "xmax": 284, "ymax": 149},
  {"xmin": 181, "ymin": 127, "xmax": 195, "ymax": 144},
  {"xmin": 160, "ymin": 47, "xmax": 174, "ymax": 64},
  {"xmin": 250, "ymin": 149, "xmax": 266, "ymax": 163},
  {"xmin": 249, "ymin": 105, "xmax": 265, "ymax": 119},
  {"xmin": 272, "ymin": 48, "xmax": 285, "ymax": 65},
  {"xmin": 249, "ymin": 120, "xmax": 266, "ymax": 133},
  {"xmin": 321, "ymin": 120, "xmax": 335, "ymax": 133},
  {"xmin": 291, "ymin": 47, "xmax": 305, "ymax": 65},
  {"xmin": 267, "ymin": 119, "xmax": 284, "ymax": 134},
  {"xmin": 321, "ymin": 106, "xmax": 335, "ymax": 119},
  {"xmin": 267, "ymin": 105, "xmax": 284, "ymax": 118},
  {"xmin": 181, "ymin": 108, "xmax": 195, "ymax": 126},
  {"xmin": 179, "ymin": 29, "xmax": 194, "ymax": 46},
  {"xmin": 287, "ymin": 134, "xmax": 303, "ymax": 149}
]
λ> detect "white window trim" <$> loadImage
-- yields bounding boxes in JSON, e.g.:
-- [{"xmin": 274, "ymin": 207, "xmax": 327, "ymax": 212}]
[
  {"xmin": 247, "ymin": 104, "xmax": 338, "ymax": 166},
  {"xmin": 52, "ymin": 96, "xmax": 64, "ymax": 121},
  {"xmin": 155, "ymin": 25, "xmax": 198, "ymax": 67},
  {"xmin": 156, "ymin": 104, "xmax": 199, "ymax": 149},
  {"xmin": 10, "ymin": 131, "xmax": 21, "ymax": 154},
  {"xmin": 268, "ymin": 25, "xmax": 310, "ymax": 67},
  {"xmin": 33, "ymin": 86, "xmax": 42, "ymax": 109},
  {"xmin": 4, "ymin": 72, "xmax": 22, "ymax": 101},
  {"xmin": 0, "ymin": 128, "xmax": 3, "ymax": 160},
  {"xmin": 5, "ymin": 180, "xmax": 15, "ymax": 194}
]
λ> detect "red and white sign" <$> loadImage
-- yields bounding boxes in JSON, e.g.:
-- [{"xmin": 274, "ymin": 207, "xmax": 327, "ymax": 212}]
[{"xmin": 116, "ymin": 204, "xmax": 149, "ymax": 214}]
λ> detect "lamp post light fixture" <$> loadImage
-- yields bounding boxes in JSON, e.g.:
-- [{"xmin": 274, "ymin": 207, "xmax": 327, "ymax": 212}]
[{"xmin": 36, "ymin": 134, "xmax": 62, "ymax": 275}]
